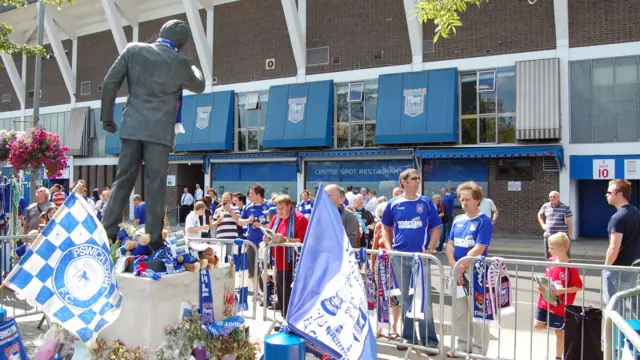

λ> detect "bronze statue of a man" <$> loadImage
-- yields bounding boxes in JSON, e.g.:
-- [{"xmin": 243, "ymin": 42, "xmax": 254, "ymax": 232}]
[{"xmin": 100, "ymin": 20, "xmax": 206, "ymax": 249}]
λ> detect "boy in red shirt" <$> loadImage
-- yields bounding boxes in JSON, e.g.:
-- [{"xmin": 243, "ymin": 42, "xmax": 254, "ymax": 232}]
[
  {"xmin": 533, "ymin": 232, "xmax": 583, "ymax": 360},
  {"xmin": 263, "ymin": 194, "xmax": 308, "ymax": 318}
]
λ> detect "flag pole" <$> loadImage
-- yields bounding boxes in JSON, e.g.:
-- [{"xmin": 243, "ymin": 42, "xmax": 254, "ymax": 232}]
[{"xmin": 30, "ymin": 1, "xmax": 46, "ymax": 202}]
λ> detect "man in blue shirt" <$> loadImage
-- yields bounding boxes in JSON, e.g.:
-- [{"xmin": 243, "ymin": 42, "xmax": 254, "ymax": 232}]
[
  {"xmin": 381, "ymin": 168, "xmax": 442, "ymax": 349},
  {"xmin": 447, "ymin": 181, "xmax": 493, "ymax": 356},
  {"xmin": 296, "ymin": 190, "xmax": 314, "ymax": 218},
  {"xmin": 132, "ymin": 194, "xmax": 146, "ymax": 227},
  {"xmin": 230, "ymin": 184, "xmax": 270, "ymax": 281},
  {"xmin": 438, "ymin": 185, "xmax": 456, "ymax": 251}
]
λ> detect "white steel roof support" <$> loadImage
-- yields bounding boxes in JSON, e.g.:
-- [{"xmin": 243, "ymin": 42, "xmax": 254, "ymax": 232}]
[
  {"xmin": 45, "ymin": 4, "xmax": 77, "ymax": 41},
  {"xmin": 281, "ymin": 0, "xmax": 306, "ymax": 81},
  {"xmin": 114, "ymin": 0, "xmax": 139, "ymax": 27},
  {"xmin": 41, "ymin": 2, "xmax": 76, "ymax": 101},
  {"xmin": 403, "ymin": 0, "xmax": 423, "ymax": 70},
  {"xmin": 101, "ymin": 0, "xmax": 128, "ymax": 53},
  {"xmin": 182, "ymin": 0, "xmax": 213, "ymax": 87},
  {"xmin": 0, "ymin": 53, "xmax": 25, "ymax": 107}
]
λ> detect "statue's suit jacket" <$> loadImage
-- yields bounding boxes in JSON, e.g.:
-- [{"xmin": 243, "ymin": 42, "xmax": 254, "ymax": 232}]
[{"xmin": 100, "ymin": 42, "xmax": 206, "ymax": 147}]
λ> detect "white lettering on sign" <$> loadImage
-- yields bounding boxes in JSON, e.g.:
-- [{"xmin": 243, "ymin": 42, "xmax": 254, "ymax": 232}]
[{"xmin": 593, "ymin": 159, "xmax": 615, "ymax": 180}]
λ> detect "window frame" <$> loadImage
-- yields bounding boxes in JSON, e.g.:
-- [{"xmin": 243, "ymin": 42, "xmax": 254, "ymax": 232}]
[
  {"xmin": 458, "ymin": 68, "xmax": 517, "ymax": 145},
  {"xmin": 495, "ymin": 158, "xmax": 535, "ymax": 181},
  {"xmin": 235, "ymin": 91, "xmax": 269, "ymax": 152},
  {"xmin": 334, "ymin": 80, "xmax": 378, "ymax": 149}
]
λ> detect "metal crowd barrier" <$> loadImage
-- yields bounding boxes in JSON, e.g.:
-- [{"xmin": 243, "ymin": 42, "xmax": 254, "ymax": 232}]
[
  {"xmin": 362, "ymin": 248, "xmax": 446, "ymax": 358},
  {"xmin": 604, "ymin": 287, "xmax": 640, "ymax": 360},
  {"xmin": 262, "ymin": 242, "xmax": 303, "ymax": 335},
  {"xmin": 188, "ymin": 237, "xmax": 260, "ymax": 320},
  {"xmin": 451, "ymin": 256, "xmax": 640, "ymax": 360},
  {"xmin": 0, "ymin": 234, "xmax": 49, "ymax": 329}
]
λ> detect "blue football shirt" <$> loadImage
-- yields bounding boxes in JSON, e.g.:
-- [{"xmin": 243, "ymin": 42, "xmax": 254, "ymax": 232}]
[
  {"xmin": 443, "ymin": 193, "xmax": 455, "ymax": 218},
  {"xmin": 381, "ymin": 195, "xmax": 442, "ymax": 252},
  {"xmin": 296, "ymin": 200, "xmax": 314, "ymax": 216},
  {"xmin": 240, "ymin": 202, "xmax": 270, "ymax": 244},
  {"xmin": 134, "ymin": 202, "xmax": 146, "ymax": 226},
  {"xmin": 449, "ymin": 213, "xmax": 493, "ymax": 261}
]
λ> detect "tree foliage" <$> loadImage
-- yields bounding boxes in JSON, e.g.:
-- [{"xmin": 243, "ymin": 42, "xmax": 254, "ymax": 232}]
[
  {"xmin": 0, "ymin": 0, "xmax": 75, "ymax": 57},
  {"xmin": 416, "ymin": 0, "xmax": 537, "ymax": 42}
]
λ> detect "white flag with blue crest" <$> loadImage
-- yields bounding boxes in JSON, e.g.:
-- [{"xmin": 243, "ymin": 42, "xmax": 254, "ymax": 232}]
[
  {"xmin": 2, "ymin": 190, "xmax": 122, "ymax": 347},
  {"xmin": 284, "ymin": 187, "xmax": 377, "ymax": 359}
]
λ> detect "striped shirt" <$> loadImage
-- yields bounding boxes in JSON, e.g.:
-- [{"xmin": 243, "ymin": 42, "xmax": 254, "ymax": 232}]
[
  {"xmin": 213, "ymin": 206, "xmax": 241, "ymax": 239},
  {"xmin": 539, "ymin": 201, "xmax": 573, "ymax": 236},
  {"xmin": 52, "ymin": 191, "xmax": 66, "ymax": 207}
]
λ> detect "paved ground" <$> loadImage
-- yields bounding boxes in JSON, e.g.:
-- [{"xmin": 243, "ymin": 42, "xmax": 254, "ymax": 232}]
[{"xmin": 6, "ymin": 238, "xmax": 613, "ymax": 359}]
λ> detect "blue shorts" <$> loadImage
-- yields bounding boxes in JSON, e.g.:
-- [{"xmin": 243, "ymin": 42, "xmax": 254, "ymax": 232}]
[{"xmin": 535, "ymin": 307, "xmax": 565, "ymax": 330}]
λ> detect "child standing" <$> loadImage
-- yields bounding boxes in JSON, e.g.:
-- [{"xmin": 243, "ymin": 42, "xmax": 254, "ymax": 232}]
[{"xmin": 533, "ymin": 232, "xmax": 583, "ymax": 360}]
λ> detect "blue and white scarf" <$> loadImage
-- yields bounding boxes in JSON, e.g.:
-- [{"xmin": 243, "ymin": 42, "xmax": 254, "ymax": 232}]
[
  {"xmin": 376, "ymin": 250, "xmax": 400, "ymax": 324},
  {"xmin": 406, "ymin": 253, "xmax": 426, "ymax": 319},
  {"xmin": 234, "ymin": 238, "xmax": 249, "ymax": 312},
  {"xmin": 199, "ymin": 269, "xmax": 214, "ymax": 325},
  {"xmin": 358, "ymin": 248, "xmax": 375, "ymax": 310},
  {"xmin": 155, "ymin": 38, "xmax": 185, "ymax": 135}
]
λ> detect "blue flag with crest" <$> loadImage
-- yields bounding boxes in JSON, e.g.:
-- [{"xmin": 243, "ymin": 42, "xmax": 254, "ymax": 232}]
[
  {"xmin": 283, "ymin": 187, "xmax": 377, "ymax": 359},
  {"xmin": 2, "ymin": 191, "xmax": 122, "ymax": 348}
]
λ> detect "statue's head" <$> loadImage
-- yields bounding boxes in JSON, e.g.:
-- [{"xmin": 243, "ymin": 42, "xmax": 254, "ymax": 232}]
[{"xmin": 159, "ymin": 20, "xmax": 191, "ymax": 52}]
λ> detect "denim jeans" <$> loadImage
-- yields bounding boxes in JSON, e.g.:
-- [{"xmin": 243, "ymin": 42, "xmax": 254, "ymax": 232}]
[
  {"xmin": 391, "ymin": 256, "xmax": 439, "ymax": 347},
  {"xmin": 437, "ymin": 220, "xmax": 452, "ymax": 252},
  {"xmin": 603, "ymin": 269, "xmax": 639, "ymax": 317}
]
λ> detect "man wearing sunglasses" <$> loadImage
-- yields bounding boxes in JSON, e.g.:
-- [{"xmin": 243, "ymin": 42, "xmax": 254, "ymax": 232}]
[{"xmin": 538, "ymin": 191, "xmax": 573, "ymax": 259}]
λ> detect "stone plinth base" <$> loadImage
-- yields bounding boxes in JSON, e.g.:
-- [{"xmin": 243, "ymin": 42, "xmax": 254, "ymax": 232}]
[{"xmin": 100, "ymin": 265, "xmax": 234, "ymax": 351}]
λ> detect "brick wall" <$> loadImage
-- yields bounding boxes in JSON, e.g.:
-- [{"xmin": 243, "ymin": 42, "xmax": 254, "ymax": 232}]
[
  {"xmin": 569, "ymin": 0, "xmax": 640, "ymax": 47},
  {"xmin": 488, "ymin": 158, "xmax": 559, "ymax": 237},
  {"xmin": 213, "ymin": 0, "xmax": 295, "ymax": 84},
  {"xmin": 25, "ymin": 42, "xmax": 73, "ymax": 108},
  {"xmin": 76, "ymin": 28, "xmax": 133, "ymax": 102},
  {"xmin": 0, "ymin": 55, "xmax": 22, "ymax": 113},
  {"xmin": 305, "ymin": 0, "xmax": 411, "ymax": 75},
  {"xmin": 166, "ymin": 164, "xmax": 179, "ymax": 212},
  {"xmin": 423, "ymin": 0, "xmax": 556, "ymax": 62}
]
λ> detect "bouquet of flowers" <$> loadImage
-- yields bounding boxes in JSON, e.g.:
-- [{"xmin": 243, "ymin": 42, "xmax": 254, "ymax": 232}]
[
  {"xmin": 0, "ymin": 129, "xmax": 25, "ymax": 162},
  {"xmin": 7, "ymin": 127, "xmax": 69, "ymax": 179}
]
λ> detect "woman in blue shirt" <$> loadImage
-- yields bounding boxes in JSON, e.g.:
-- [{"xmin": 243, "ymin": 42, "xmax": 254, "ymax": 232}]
[{"xmin": 446, "ymin": 181, "xmax": 493, "ymax": 357}]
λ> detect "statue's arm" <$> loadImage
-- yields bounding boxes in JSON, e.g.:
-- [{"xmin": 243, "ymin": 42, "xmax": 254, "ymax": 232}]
[
  {"xmin": 100, "ymin": 47, "xmax": 129, "ymax": 129},
  {"xmin": 183, "ymin": 64, "xmax": 206, "ymax": 94}
]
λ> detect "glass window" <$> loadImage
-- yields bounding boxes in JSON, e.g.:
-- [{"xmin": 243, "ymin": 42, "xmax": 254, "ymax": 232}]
[
  {"xmin": 570, "ymin": 56, "xmax": 640, "ymax": 143},
  {"xmin": 236, "ymin": 91, "xmax": 269, "ymax": 151},
  {"xmin": 459, "ymin": 67, "xmax": 516, "ymax": 144},
  {"xmin": 212, "ymin": 163, "xmax": 297, "ymax": 203},
  {"xmin": 496, "ymin": 159, "xmax": 534, "ymax": 181},
  {"xmin": 422, "ymin": 159, "xmax": 489, "ymax": 208},
  {"xmin": 335, "ymin": 80, "xmax": 377, "ymax": 148}
]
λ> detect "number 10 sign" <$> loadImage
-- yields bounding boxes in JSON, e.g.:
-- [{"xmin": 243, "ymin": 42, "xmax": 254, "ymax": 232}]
[{"xmin": 593, "ymin": 159, "xmax": 615, "ymax": 179}]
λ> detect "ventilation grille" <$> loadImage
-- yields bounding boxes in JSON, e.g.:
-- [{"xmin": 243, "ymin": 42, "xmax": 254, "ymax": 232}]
[
  {"xmin": 373, "ymin": 51, "xmax": 383, "ymax": 60},
  {"xmin": 307, "ymin": 46, "xmax": 329, "ymax": 66},
  {"xmin": 265, "ymin": 58, "xmax": 276, "ymax": 70},
  {"xmin": 80, "ymin": 81, "xmax": 91, "ymax": 95},
  {"xmin": 543, "ymin": 157, "xmax": 560, "ymax": 172},
  {"xmin": 423, "ymin": 40, "xmax": 435, "ymax": 53},
  {"xmin": 97, "ymin": 84, "xmax": 103, "ymax": 93},
  {"xmin": 2, "ymin": 94, "xmax": 10, "ymax": 103},
  {"xmin": 331, "ymin": 56, "xmax": 341, "ymax": 65},
  {"xmin": 27, "ymin": 90, "xmax": 34, "ymax": 99}
]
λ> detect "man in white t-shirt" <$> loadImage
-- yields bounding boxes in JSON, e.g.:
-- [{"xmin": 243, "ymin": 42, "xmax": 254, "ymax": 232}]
[
  {"xmin": 345, "ymin": 184, "xmax": 356, "ymax": 205},
  {"xmin": 185, "ymin": 201, "xmax": 209, "ymax": 243},
  {"xmin": 479, "ymin": 197, "xmax": 499, "ymax": 225}
]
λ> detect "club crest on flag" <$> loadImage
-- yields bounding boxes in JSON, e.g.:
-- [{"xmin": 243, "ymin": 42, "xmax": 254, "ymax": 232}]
[
  {"xmin": 2, "ymin": 191, "xmax": 122, "ymax": 348},
  {"xmin": 283, "ymin": 187, "xmax": 377, "ymax": 360}
]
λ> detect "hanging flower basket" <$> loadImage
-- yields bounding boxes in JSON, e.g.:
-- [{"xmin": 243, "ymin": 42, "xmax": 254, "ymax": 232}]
[
  {"xmin": 0, "ymin": 129, "xmax": 25, "ymax": 163},
  {"xmin": 8, "ymin": 127, "xmax": 69, "ymax": 179}
]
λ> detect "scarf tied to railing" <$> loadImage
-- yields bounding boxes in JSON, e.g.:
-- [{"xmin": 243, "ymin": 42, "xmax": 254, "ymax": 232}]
[
  {"xmin": 155, "ymin": 38, "xmax": 185, "ymax": 135},
  {"xmin": 406, "ymin": 253, "xmax": 426, "ymax": 319},
  {"xmin": 472, "ymin": 256, "xmax": 514, "ymax": 327},
  {"xmin": 357, "ymin": 248, "xmax": 375, "ymax": 310},
  {"xmin": 376, "ymin": 249, "xmax": 400, "ymax": 324}
]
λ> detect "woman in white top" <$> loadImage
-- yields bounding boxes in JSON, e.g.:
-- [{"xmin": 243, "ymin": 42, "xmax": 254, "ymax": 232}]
[{"xmin": 185, "ymin": 201, "xmax": 209, "ymax": 243}]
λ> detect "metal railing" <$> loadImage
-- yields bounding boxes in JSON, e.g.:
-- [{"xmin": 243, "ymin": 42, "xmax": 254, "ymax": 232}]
[
  {"xmin": 450, "ymin": 256, "xmax": 640, "ymax": 360},
  {"xmin": 604, "ymin": 287, "xmax": 640, "ymax": 360}
]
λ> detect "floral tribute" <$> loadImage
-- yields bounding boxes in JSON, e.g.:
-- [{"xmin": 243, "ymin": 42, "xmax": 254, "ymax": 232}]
[
  {"xmin": 90, "ymin": 339, "xmax": 150, "ymax": 360},
  {"xmin": 4, "ymin": 128, "xmax": 69, "ymax": 179}
]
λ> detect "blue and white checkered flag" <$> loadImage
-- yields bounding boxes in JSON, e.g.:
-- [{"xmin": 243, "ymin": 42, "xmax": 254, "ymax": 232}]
[{"xmin": 2, "ymin": 190, "xmax": 122, "ymax": 347}]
